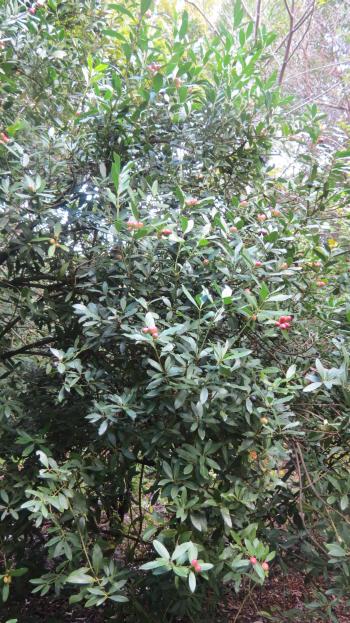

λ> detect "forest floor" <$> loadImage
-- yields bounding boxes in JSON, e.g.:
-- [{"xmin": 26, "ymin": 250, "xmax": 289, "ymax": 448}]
[{"xmin": 2, "ymin": 570, "xmax": 349, "ymax": 623}]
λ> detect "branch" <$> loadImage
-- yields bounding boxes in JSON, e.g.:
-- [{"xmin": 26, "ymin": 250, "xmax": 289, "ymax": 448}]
[
  {"xmin": 184, "ymin": 0, "xmax": 221, "ymax": 38},
  {"xmin": 241, "ymin": 0, "xmax": 254, "ymax": 22},
  {"xmin": 0, "ymin": 316, "xmax": 21, "ymax": 341},
  {"xmin": 0, "ymin": 337, "xmax": 55, "ymax": 361},
  {"xmin": 285, "ymin": 1, "xmax": 316, "ymax": 66},
  {"xmin": 283, "ymin": 0, "xmax": 293, "ymax": 19},
  {"xmin": 278, "ymin": 0, "xmax": 295, "ymax": 85},
  {"xmin": 254, "ymin": 0, "xmax": 262, "ymax": 41},
  {"xmin": 286, "ymin": 80, "xmax": 344, "ymax": 114}
]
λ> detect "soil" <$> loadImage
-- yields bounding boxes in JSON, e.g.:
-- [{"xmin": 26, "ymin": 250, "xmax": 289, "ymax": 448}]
[{"xmin": 2, "ymin": 572, "xmax": 349, "ymax": 622}]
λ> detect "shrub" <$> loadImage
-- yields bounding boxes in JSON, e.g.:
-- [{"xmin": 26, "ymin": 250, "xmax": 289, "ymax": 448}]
[{"xmin": 0, "ymin": 1, "xmax": 350, "ymax": 620}]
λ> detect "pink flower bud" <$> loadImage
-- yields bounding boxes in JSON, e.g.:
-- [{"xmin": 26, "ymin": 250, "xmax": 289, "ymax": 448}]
[
  {"xmin": 250, "ymin": 556, "xmax": 257, "ymax": 565},
  {"xmin": 262, "ymin": 561, "xmax": 269, "ymax": 571}
]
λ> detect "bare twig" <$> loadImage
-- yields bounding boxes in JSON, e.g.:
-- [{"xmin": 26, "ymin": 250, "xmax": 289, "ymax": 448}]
[
  {"xmin": 279, "ymin": 0, "xmax": 295, "ymax": 85},
  {"xmin": 0, "ymin": 337, "xmax": 55, "ymax": 361},
  {"xmin": 184, "ymin": 0, "xmax": 221, "ymax": 38},
  {"xmin": 241, "ymin": 0, "xmax": 254, "ymax": 22},
  {"xmin": 254, "ymin": 0, "xmax": 262, "ymax": 41},
  {"xmin": 286, "ymin": 80, "xmax": 344, "ymax": 114}
]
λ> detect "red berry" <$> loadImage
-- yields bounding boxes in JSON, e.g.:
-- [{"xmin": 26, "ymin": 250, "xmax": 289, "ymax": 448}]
[
  {"xmin": 250, "ymin": 556, "xmax": 257, "ymax": 565},
  {"xmin": 28, "ymin": 6, "xmax": 36, "ymax": 13},
  {"xmin": 316, "ymin": 280, "xmax": 326, "ymax": 287},
  {"xmin": 147, "ymin": 62, "xmax": 161, "ymax": 73},
  {"xmin": 191, "ymin": 559, "xmax": 198, "ymax": 567},
  {"xmin": 279, "ymin": 316, "xmax": 287, "ymax": 322},
  {"xmin": 195, "ymin": 563, "xmax": 202, "ymax": 572},
  {"xmin": 142, "ymin": 327, "xmax": 149, "ymax": 333},
  {"xmin": 255, "ymin": 261, "xmax": 262, "ymax": 267},
  {"xmin": 272, "ymin": 209, "xmax": 281, "ymax": 217},
  {"xmin": 275, "ymin": 321, "xmax": 281, "ymax": 327},
  {"xmin": 262, "ymin": 561, "xmax": 269, "ymax": 571},
  {"xmin": 285, "ymin": 315, "xmax": 292, "ymax": 322},
  {"xmin": 162, "ymin": 228, "xmax": 172, "ymax": 235},
  {"xmin": 257, "ymin": 213, "xmax": 267, "ymax": 222},
  {"xmin": 185, "ymin": 197, "xmax": 199, "ymax": 206},
  {"xmin": 229, "ymin": 225, "xmax": 238, "ymax": 233},
  {"xmin": 0, "ymin": 132, "xmax": 10, "ymax": 143}
]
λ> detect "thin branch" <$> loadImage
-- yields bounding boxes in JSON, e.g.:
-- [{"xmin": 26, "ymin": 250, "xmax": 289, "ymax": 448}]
[
  {"xmin": 283, "ymin": 59, "xmax": 350, "ymax": 84},
  {"xmin": 278, "ymin": 0, "xmax": 295, "ymax": 85},
  {"xmin": 241, "ymin": 0, "xmax": 254, "ymax": 22},
  {"xmin": 285, "ymin": 0, "xmax": 316, "ymax": 66},
  {"xmin": 0, "ymin": 316, "xmax": 21, "ymax": 341},
  {"xmin": 286, "ymin": 80, "xmax": 344, "ymax": 114},
  {"xmin": 254, "ymin": 0, "xmax": 262, "ymax": 41},
  {"xmin": 283, "ymin": 0, "xmax": 293, "ymax": 19},
  {"xmin": 0, "ymin": 337, "xmax": 55, "ymax": 361},
  {"xmin": 184, "ymin": 0, "xmax": 221, "ymax": 38}
]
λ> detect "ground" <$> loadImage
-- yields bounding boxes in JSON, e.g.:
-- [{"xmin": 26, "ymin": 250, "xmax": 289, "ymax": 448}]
[{"xmin": 2, "ymin": 571, "xmax": 349, "ymax": 622}]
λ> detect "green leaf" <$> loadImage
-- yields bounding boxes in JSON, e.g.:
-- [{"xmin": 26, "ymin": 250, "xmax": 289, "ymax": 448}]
[
  {"xmin": 233, "ymin": 0, "xmax": 244, "ymax": 27},
  {"xmin": 153, "ymin": 540, "xmax": 170, "ymax": 559},
  {"xmin": 179, "ymin": 11, "xmax": 188, "ymax": 38},
  {"xmin": 152, "ymin": 73, "xmax": 163, "ymax": 93},
  {"xmin": 190, "ymin": 513, "xmax": 207, "ymax": 532},
  {"xmin": 140, "ymin": 559, "xmax": 167, "ymax": 570},
  {"xmin": 92, "ymin": 543, "xmax": 103, "ymax": 573},
  {"xmin": 66, "ymin": 568, "xmax": 94, "ymax": 584},
  {"xmin": 188, "ymin": 570, "xmax": 196, "ymax": 592},
  {"xmin": 303, "ymin": 382, "xmax": 322, "ymax": 393},
  {"xmin": 286, "ymin": 364, "xmax": 296, "ymax": 381},
  {"xmin": 326, "ymin": 543, "xmax": 347, "ymax": 557},
  {"xmin": 2, "ymin": 583, "xmax": 9, "ymax": 602},
  {"xmin": 172, "ymin": 542, "xmax": 190, "ymax": 561},
  {"xmin": 111, "ymin": 154, "xmax": 120, "ymax": 194},
  {"xmin": 340, "ymin": 495, "xmax": 349, "ymax": 511},
  {"xmin": 141, "ymin": 0, "xmax": 152, "ymax": 15},
  {"xmin": 220, "ymin": 507, "xmax": 232, "ymax": 528}
]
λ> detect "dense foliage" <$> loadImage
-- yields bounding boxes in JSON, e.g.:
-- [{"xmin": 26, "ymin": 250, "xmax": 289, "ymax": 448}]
[{"xmin": 0, "ymin": 1, "xmax": 350, "ymax": 620}]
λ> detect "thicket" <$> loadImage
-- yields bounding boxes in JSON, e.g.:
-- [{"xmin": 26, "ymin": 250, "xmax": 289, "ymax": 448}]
[{"xmin": 0, "ymin": 1, "xmax": 350, "ymax": 620}]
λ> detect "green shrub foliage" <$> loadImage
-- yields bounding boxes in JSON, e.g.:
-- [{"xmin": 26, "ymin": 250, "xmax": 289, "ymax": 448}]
[{"xmin": 0, "ymin": 0, "xmax": 350, "ymax": 619}]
